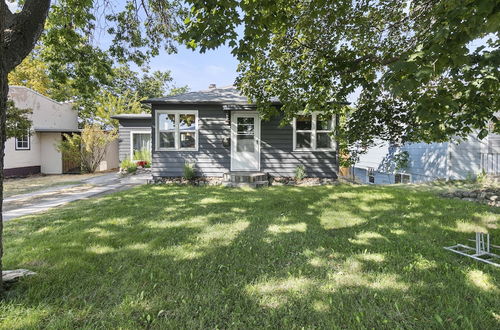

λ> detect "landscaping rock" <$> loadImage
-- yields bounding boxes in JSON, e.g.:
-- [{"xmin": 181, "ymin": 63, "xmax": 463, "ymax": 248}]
[
  {"xmin": 2, "ymin": 269, "xmax": 36, "ymax": 283},
  {"xmin": 440, "ymin": 188, "xmax": 500, "ymax": 207}
]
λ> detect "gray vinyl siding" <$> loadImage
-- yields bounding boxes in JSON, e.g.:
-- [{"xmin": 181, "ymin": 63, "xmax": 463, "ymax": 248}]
[
  {"xmin": 117, "ymin": 119, "xmax": 151, "ymax": 162},
  {"xmin": 152, "ymin": 105, "xmax": 338, "ymax": 178},
  {"xmin": 152, "ymin": 105, "xmax": 230, "ymax": 177},
  {"xmin": 260, "ymin": 116, "xmax": 338, "ymax": 178}
]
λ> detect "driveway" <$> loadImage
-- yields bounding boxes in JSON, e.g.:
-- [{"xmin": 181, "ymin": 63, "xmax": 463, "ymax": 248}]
[{"xmin": 3, "ymin": 172, "xmax": 151, "ymax": 221}]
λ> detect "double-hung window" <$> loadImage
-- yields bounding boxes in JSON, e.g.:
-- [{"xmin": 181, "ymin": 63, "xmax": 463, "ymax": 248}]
[
  {"xmin": 156, "ymin": 110, "xmax": 198, "ymax": 151},
  {"xmin": 15, "ymin": 128, "xmax": 30, "ymax": 150},
  {"xmin": 293, "ymin": 113, "xmax": 335, "ymax": 151}
]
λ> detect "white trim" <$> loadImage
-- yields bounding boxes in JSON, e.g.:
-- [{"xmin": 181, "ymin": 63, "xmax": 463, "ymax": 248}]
[
  {"xmin": 230, "ymin": 111, "xmax": 261, "ymax": 171},
  {"xmin": 15, "ymin": 128, "xmax": 30, "ymax": 150},
  {"xmin": 129, "ymin": 130, "xmax": 152, "ymax": 159},
  {"xmin": 155, "ymin": 110, "xmax": 199, "ymax": 152},
  {"xmin": 292, "ymin": 112, "xmax": 335, "ymax": 151}
]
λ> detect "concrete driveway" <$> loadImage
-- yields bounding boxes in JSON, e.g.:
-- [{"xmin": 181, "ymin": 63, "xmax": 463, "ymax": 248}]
[{"xmin": 3, "ymin": 172, "xmax": 151, "ymax": 221}]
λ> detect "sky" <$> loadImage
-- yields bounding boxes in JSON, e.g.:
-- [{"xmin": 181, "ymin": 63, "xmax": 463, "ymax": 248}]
[{"xmin": 146, "ymin": 45, "xmax": 239, "ymax": 92}]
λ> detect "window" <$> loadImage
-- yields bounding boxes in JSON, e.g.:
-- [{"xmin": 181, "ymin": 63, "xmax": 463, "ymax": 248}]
[
  {"xmin": 236, "ymin": 117, "xmax": 255, "ymax": 152},
  {"xmin": 15, "ymin": 128, "xmax": 30, "ymax": 150},
  {"xmin": 368, "ymin": 167, "xmax": 375, "ymax": 184},
  {"xmin": 395, "ymin": 173, "xmax": 411, "ymax": 184},
  {"xmin": 156, "ymin": 110, "xmax": 198, "ymax": 151},
  {"xmin": 293, "ymin": 113, "xmax": 334, "ymax": 151},
  {"xmin": 131, "ymin": 132, "xmax": 151, "ymax": 160}
]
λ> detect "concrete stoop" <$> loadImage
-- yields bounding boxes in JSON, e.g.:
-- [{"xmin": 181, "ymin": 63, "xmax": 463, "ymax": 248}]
[{"xmin": 222, "ymin": 172, "xmax": 269, "ymax": 188}]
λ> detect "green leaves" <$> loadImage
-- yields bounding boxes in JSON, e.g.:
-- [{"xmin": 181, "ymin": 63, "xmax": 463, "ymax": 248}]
[{"xmin": 180, "ymin": 0, "xmax": 500, "ymax": 154}]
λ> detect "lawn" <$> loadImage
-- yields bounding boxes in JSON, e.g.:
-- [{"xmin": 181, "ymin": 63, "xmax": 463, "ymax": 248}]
[{"xmin": 1, "ymin": 184, "xmax": 499, "ymax": 328}]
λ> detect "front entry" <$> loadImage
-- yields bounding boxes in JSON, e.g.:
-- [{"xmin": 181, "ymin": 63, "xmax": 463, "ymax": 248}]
[{"xmin": 231, "ymin": 112, "xmax": 261, "ymax": 171}]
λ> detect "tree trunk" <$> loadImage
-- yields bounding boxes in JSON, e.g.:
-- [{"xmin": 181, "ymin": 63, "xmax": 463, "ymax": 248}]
[
  {"xmin": 0, "ymin": 68, "xmax": 6, "ymax": 294},
  {"xmin": 0, "ymin": 0, "xmax": 51, "ymax": 293}
]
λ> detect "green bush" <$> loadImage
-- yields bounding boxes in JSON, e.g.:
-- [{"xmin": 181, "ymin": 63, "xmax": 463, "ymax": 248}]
[
  {"xmin": 183, "ymin": 162, "xmax": 196, "ymax": 180},
  {"xmin": 127, "ymin": 165, "xmax": 138, "ymax": 173},
  {"xmin": 295, "ymin": 165, "xmax": 306, "ymax": 181},
  {"xmin": 120, "ymin": 157, "xmax": 137, "ymax": 174}
]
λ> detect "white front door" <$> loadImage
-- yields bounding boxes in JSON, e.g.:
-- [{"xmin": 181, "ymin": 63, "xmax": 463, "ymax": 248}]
[{"xmin": 231, "ymin": 112, "xmax": 260, "ymax": 171}]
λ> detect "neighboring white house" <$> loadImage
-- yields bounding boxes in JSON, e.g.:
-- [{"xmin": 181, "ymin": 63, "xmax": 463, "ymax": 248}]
[
  {"xmin": 5, "ymin": 86, "xmax": 119, "ymax": 177},
  {"xmin": 353, "ymin": 132, "xmax": 500, "ymax": 184}
]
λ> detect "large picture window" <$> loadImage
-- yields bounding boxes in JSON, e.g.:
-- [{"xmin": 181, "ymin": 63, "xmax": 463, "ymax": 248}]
[
  {"xmin": 156, "ymin": 110, "xmax": 198, "ymax": 151},
  {"xmin": 293, "ymin": 113, "xmax": 334, "ymax": 151},
  {"xmin": 15, "ymin": 128, "xmax": 30, "ymax": 150}
]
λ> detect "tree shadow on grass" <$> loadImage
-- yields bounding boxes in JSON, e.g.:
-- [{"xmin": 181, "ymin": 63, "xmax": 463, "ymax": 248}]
[{"xmin": 2, "ymin": 184, "xmax": 500, "ymax": 328}]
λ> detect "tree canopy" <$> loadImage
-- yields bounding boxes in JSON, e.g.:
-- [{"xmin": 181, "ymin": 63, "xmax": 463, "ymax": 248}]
[{"xmin": 181, "ymin": 0, "xmax": 500, "ymax": 157}]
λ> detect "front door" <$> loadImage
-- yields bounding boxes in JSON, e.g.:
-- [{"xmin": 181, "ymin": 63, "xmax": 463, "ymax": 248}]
[{"xmin": 231, "ymin": 112, "xmax": 260, "ymax": 171}]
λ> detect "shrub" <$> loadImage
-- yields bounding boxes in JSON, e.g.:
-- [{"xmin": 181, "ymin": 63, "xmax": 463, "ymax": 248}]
[
  {"xmin": 127, "ymin": 164, "xmax": 138, "ymax": 173},
  {"xmin": 57, "ymin": 124, "xmax": 117, "ymax": 173},
  {"xmin": 183, "ymin": 162, "xmax": 196, "ymax": 180},
  {"xmin": 120, "ymin": 157, "xmax": 137, "ymax": 174},
  {"xmin": 295, "ymin": 165, "xmax": 306, "ymax": 181}
]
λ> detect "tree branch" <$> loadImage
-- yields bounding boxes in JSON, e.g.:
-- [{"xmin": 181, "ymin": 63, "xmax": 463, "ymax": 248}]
[{"xmin": 3, "ymin": 0, "xmax": 51, "ymax": 72}]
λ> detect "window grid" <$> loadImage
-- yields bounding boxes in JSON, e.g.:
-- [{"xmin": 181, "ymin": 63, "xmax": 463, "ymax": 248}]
[
  {"xmin": 156, "ymin": 110, "xmax": 198, "ymax": 151},
  {"xmin": 15, "ymin": 129, "xmax": 30, "ymax": 150},
  {"xmin": 293, "ymin": 113, "xmax": 334, "ymax": 151}
]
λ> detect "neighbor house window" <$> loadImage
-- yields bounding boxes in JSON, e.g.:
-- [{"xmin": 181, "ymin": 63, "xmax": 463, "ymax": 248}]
[
  {"xmin": 395, "ymin": 173, "xmax": 411, "ymax": 184},
  {"xmin": 293, "ymin": 113, "xmax": 334, "ymax": 151},
  {"xmin": 368, "ymin": 167, "xmax": 375, "ymax": 184},
  {"xmin": 15, "ymin": 128, "xmax": 30, "ymax": 150},
  {"xmin": 156, "ymin": 110, "xmax": 198, "ymax": 151},
  {"xmin": 131, "ymin": 132, "xmax": 151, "ymax": 160}
]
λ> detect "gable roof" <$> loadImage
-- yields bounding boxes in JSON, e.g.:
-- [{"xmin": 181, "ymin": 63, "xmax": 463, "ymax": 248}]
[{"xmin": 142, "ymin": 86, "xmax": 280, "ymax": 105}]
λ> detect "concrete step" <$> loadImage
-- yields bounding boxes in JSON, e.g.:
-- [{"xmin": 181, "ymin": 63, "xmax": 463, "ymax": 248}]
[
  {"xmin": 222, "ymin": 180, "xmax": 269, "ymax": 188},
  {"xmin": 223, "ymin": 171, "xmax": 268, "ymax": 183}
]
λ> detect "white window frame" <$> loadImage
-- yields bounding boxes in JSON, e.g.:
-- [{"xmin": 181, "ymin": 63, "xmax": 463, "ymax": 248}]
[
  {"xmin": 395, "ymin": 172, "xmax": 412, "ymax": 184},
  {"xmin": 130, "ymin": 130, "xmax": 152, "ymax": 160},
  {"xmin": 15, "ymin": 128, "xmax": 30, "ymax": 150},
  {"xmin": 293, "ymin": 112, "xmax": 335, "ymax": 151},
  {"xmin": 155, "ymin": 110, "xmax": 199, "ymax": 151}
]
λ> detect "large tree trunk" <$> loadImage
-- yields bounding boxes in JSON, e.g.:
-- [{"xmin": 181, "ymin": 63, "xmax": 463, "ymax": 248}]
[
  {"xmin": 0, "ymin": 0, "xmax": 52, "ymax": 293},
  {"xmin": 0, "ymin": 0, "xmax": 7, "ymax": 295},
  {"xmin": 0, "ymin": 66, "xmax": 6, "ymax": 294}
]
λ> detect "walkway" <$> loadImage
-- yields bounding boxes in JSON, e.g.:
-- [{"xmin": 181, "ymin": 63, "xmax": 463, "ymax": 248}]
[{"xmin": 3, "ymin": 172, "xmax": 151, "ymax": 221}]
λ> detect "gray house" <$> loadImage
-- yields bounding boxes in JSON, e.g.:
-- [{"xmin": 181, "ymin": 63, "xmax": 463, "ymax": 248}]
[
  {"xmin": 353, "ymin": 131, "xmax": 500, "ymax": 184},
  {"xmin": 112, "ymin": 86, "xmax": 338, "ymax": 183}
]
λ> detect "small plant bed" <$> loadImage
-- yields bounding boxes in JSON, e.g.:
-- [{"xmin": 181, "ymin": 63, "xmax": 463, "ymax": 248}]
[
  {"xmin": 440, "ymin": 187, "xmax": 500, "ymax": 207},
  {"xmin": 271, "ymin": 177, "xmax": 338, "ymax": 186},
  {"xmin": 153, "ymin": 176, "xmax": 223, "ymax": 186}
]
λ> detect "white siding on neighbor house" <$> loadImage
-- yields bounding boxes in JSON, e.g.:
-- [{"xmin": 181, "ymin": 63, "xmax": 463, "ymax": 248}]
[
  {"xmin": 40, "ymin": 133, "xmax": 63, "ymax": 174},
  {"xmin": 353, "ymin": 131, "xmax": 494, "ymax": 184},
  {"xmin": 4, "ymin": 133, "xmax": 42, "ymax": 169},
  {"xmin": 401, "ymin": 142, "xmax": 449, "ymax": 182},
  {"xmin": 8, "ymin": 86, "xmax": 77, "ymax": 131}
]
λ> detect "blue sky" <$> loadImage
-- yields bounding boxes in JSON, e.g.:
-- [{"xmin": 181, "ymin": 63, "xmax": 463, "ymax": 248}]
[{"xmin": 147, "ymin": 45, "xmax": 238, "ymax": 92}]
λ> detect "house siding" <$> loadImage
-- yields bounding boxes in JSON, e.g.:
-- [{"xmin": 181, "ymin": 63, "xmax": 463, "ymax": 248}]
[
  {"xmin": 117, "ymin": 119, "xmax": 152, "ymax": 162},
  {"xmin": 152, "ymin": 105, "xmax": 230, "ymax": 178},
  {"xmin": 260, "ymin": 116, "xmax": 338, "ymax": 178},
  {"xmin": 151, "ymin": 105, "xmax": 338, "ymax": 178}
]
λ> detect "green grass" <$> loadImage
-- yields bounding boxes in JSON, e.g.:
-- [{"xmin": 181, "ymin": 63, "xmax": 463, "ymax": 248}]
[{"xmin": 1, "ymin": 185, "xmax": 499, "ymax": 328}]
